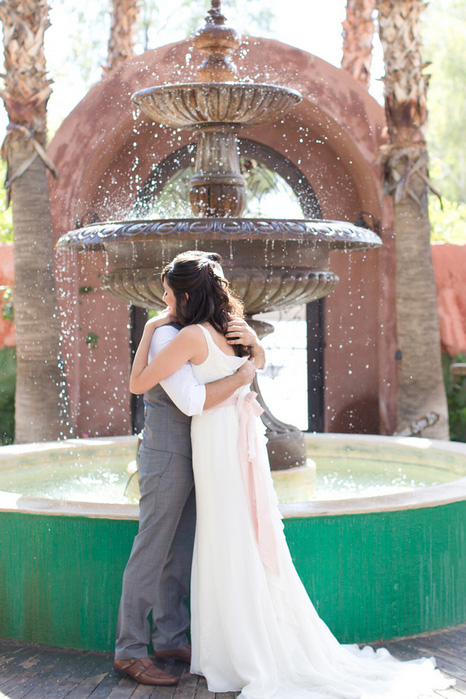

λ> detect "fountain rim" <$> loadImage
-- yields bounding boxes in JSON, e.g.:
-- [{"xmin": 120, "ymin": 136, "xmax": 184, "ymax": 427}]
[
  {"xmin": 56, "ymin": 218, "xmax": 382, "ymax": 250},
  {"xmin": 132, "ymin": 82, "xmax": 303, "ymax": 99},
  {"xmin": 1, "ymin": 433, "xmax": 465, "ymax": 520},
  {"xmin": 131, "ymin": 82, "xmax": 303, "ymax": 128}
]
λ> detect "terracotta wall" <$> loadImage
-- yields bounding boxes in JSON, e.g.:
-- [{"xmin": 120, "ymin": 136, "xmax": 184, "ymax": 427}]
[
  {"xmin": 0, "ymin": 243, "xmax": 15, "ymax": 349},
  {"xmin": 432, "ymin": 243, "xmax": 466, "ymax": 356}
]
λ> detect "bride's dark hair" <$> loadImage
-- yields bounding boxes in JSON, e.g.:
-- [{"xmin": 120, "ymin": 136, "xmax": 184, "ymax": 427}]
[{"xmin": 161, "ymin": 251, "xmax": 249, "ymax": 357}]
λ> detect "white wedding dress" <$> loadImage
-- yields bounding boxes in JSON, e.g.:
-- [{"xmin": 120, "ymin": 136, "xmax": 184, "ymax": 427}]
[{"xmin": 190, "ymin": 324, "xmax": 452, "ymax": 699}]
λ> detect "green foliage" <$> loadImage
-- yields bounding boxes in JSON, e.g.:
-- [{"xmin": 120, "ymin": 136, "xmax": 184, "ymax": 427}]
[
  {"xmin": 243, "ymin": 159, "xmax": 281, "ymax": 199},
  {"xmin": 0, "ymin": 286, "xmax": 14, "ymax": 322},
  {"xmin": 442, "ymin": 353, "xmax": 466, "ymax": 442},
  {"xmin": 0, "ymin": 210, "xmax": 12, "ymax": 243},
  {"xmin": 0, "ymin": 347, "xmax": 16, "ymax": 445},
  {"xmin": 140, "ymin": 157, "xmax": 301, "ymax": 220},
  {"xmin": 0, "ymin": 160, "xmax": 13, "ymax": 243},
  {"xmin": 241, "ymin": 158, "xmax": 302, "ymax": 218},
  {"xmin": 85, "ymin": 332, "xmax": 99, "ymax": 349},
  {"xmin": 429, "ymin": 196, "xmax": 466, "ymax": 244},
  {"xmin": 146, "ymin": 166, "xmax": 194, "ymax": 219},
  {"xmin": 424, "ymin": 0, "xmax": 466, "ymax": 203}
]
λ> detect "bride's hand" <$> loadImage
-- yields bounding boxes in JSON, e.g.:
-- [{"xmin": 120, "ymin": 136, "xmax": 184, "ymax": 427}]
[
  {"xmin": 144, "ymin": 309, "xmax": 176, "ymax": 333},
  {"xmin": 226, "ymin": 318, "xmax": 258, "ymax": 347},
  {"xmin": 226, "ymin": 318, "xmax": 266, "ymax": 370}
]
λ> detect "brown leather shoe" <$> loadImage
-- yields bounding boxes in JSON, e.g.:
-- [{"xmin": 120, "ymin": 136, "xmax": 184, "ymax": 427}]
[
  {"xmin": 114, "ymin": 657, "xmax": 179, "ymax": 685},
  {"xmin": 154, "ymin": 643, "xmax": 191, "ymax": 664}
]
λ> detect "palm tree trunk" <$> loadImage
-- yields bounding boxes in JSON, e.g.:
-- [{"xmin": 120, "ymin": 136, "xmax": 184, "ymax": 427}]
[
  {"xmin": 342, "ymin": 0, "xmax": 376, "ymax": 89},
  {"xmin": 0, "ymin": 0, "xmax": 71, "ymax": 442},
  {"xmin": 8, "ymin": 141, "xmax": 70, "ymax": 442},
  {"xmin": 106, "ymin": 0, "xmax": 140, "ymax": 72},
  {"xmin": 377, "ymin": 0, "xmax": 449, "ymax": 439}
]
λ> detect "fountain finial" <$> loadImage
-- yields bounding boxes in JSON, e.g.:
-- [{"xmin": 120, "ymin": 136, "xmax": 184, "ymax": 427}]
[
  {"xmin": 130, "ymin": 0, "xmax": 301, "ymax": 218},
  {"xmin": 193, "ymin": 0, "xmax": 240, "ymax": 82},
  {"xmin": 207, "ymin": 0, "xmax": 227, "ymax": 26}
]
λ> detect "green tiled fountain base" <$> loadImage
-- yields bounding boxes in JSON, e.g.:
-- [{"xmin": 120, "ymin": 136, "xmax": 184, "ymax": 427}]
[{"xmin": 1, "ymin": 502, "xmax": 465, "ymax": 651}]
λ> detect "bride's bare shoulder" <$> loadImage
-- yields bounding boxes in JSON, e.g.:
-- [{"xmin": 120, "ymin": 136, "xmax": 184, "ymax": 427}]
[
  {"xmin": 176, "ymin": 325, "xmax": 205, "ymax": 342},
  {"xmin": 176, "ymin": 325, "xmax": 208, "ymax": 362}
]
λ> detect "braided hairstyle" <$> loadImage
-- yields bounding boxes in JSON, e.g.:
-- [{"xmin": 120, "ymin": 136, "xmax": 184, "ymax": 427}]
[{"xmin": 161, "ymin": 251, "xmax": 249, "ymax": 357}]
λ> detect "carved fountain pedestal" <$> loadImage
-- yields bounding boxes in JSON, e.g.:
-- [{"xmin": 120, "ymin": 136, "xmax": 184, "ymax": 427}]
[{"xmin": 57, "ymin": 1, "xmax": 381, "ymax": 469}]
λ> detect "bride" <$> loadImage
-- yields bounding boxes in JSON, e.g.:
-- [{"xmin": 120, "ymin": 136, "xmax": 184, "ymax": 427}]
[{"xmin": 130, "ymin": 250, "xmax": 452, "ymax": 699}]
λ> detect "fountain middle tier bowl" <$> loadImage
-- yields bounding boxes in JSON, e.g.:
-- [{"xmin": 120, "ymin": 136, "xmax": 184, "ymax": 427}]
[
  {"xmin": 132, "ymin": 82, "xmax": 303, "ymax": 128},
  {"xmin": 1, "ymin": 434, "xmax": 465, "ymax": 652},
  {"xmin": 103, "ymin": 264, "xmax": 340, "ymax": 313},
  {"xmin": 57, "ymin": 218, "xmax": 381, "ymax": 250},
  {"xmin": 56, "ymin": 218, "xmax": 381, "ymax": 312}
]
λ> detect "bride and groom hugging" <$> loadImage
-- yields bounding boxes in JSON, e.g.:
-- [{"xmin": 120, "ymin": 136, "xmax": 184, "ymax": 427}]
[
  {"xmin": 113, "ymin": 250, "xmax": 451, "ymax": 699},
  {"xmin": 114, "ymin": 252, "xmax": 262, "ymax": 687}
]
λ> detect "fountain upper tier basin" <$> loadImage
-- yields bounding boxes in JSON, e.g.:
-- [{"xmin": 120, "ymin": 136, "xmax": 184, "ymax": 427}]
[
  {"xmin": 132, "ymin": 83, "xmax": 303, "ymax": 128},
  {"xmin": 56, "ymin": 218, "xmax": 381, "ymax": 312}
]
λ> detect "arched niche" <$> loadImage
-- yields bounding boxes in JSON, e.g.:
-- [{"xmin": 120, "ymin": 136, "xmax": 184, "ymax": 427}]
[{"xmin": 49, "ymin": 37, "xmax": 396, "ymax": 438}]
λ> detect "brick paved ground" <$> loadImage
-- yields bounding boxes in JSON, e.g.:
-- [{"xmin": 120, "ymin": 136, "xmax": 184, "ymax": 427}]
[{"xmin": 1, "ymin": 623, "xmax": 465, "ymax": 698}]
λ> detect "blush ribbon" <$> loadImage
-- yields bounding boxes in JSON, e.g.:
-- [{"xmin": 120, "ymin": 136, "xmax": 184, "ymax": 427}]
[{"xmin": 215, "ymin": 390, "xmax": 280, "ymax": 575}]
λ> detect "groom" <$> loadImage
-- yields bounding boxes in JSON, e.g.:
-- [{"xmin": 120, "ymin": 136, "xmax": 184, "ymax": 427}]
[{"xmin": 114, "ymin": 316, "xmax": 262, "ymax": 686}]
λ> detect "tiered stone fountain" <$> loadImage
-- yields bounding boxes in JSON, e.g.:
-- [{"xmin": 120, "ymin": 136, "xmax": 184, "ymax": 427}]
[{"xmin": 57, "ymin": 0, "xmax": 381, "ymax": 469}]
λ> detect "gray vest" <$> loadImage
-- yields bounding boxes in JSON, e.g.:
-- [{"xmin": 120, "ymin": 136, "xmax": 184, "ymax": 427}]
[{"xmin": 138, "ymin": 323, "xmax": 192, "ymax": 460}]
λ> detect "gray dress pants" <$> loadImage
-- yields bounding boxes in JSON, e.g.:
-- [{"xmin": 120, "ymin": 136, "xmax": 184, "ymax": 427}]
[{"xmin": 115, "ymin": 447, "xmax": 195, "ymax": 658}]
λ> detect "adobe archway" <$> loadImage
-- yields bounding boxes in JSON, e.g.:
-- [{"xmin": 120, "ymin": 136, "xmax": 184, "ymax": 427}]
[{"xmin": 48, "ymin": 36, "xmax": 395, "ymax": 438}]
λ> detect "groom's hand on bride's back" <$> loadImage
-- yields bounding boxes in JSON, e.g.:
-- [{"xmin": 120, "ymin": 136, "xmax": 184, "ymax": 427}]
[
  {"xmin": 235, "ymin": 360, "xmax": 256, "ymax": 386},
  {"xmin": 203, "ymin": 359, "xmax": 256, "ymax": 409},
  {"xmin": 226, "ymin": 318, "xmax": 266, "ymax": 370}
]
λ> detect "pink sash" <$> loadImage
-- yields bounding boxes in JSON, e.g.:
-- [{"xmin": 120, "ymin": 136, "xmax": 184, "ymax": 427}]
[{"xmin": 215, "ymin": 391, "xmax": 280, "ymax": 575}]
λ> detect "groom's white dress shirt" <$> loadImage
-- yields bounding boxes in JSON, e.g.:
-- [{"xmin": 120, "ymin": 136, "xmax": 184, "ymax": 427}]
[{"xmin": 148, "ymin": 325, "xmax": 206, "ymax": 417}]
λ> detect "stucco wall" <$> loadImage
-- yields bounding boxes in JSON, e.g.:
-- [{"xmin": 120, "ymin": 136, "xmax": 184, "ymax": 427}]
[
  {"xmin": 432, "ymin": 243, "xmax": 466, "ymax": 356},
  {"xmin": 0, "ymin": 243, "xmax": 15, "ymax": 349}
]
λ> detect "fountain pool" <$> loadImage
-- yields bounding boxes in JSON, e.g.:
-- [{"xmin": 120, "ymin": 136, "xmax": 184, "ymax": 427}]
[{"xmin": 1, "ymin": 434, "xmax": 465, "ymax": 652}]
